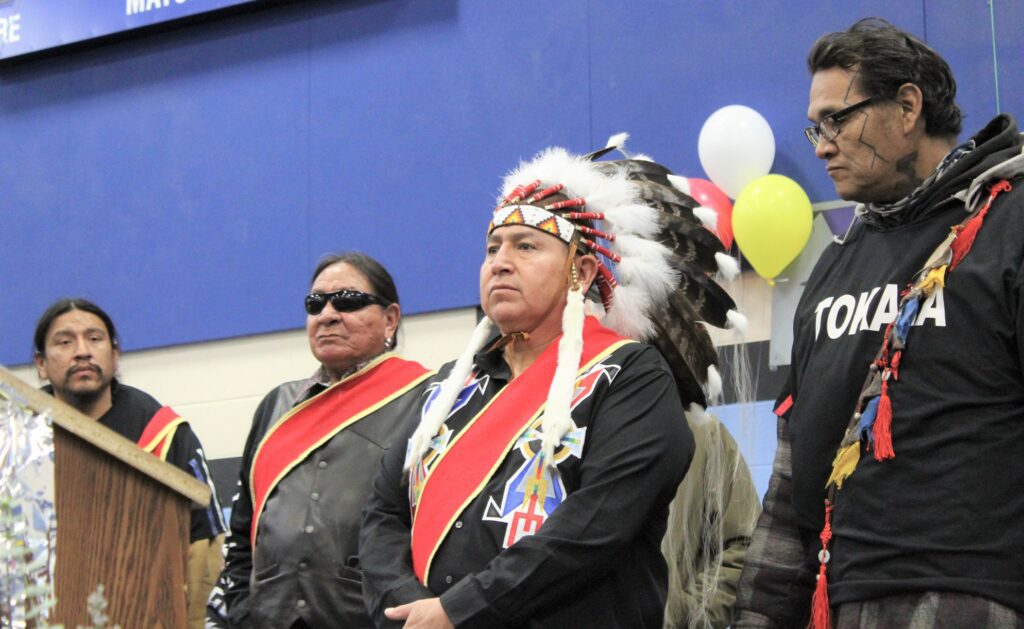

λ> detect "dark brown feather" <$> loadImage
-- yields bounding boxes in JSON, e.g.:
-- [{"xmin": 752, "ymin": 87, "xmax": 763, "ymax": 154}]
[
  {"xmin": 657, "ymin": 214, "xmax": 724, "ymax": 274},
  {"xmin": 648, "ymin": 290, "xmax": 720, "ymax": 406},
  {"xmin": 592, "ymin": 159, "xmax": 674, "ymax": 180},
  {"xmin": 670, "ymin": 255, "xmax": 737, "ymax": 328}
]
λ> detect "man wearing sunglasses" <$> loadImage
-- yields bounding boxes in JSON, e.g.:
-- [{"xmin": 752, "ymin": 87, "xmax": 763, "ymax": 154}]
[
  {"xmin": 737, "ymin": 18, "xmax": 1024, "ymax": 628},
  {"xmin": 208, "ymin": 252, "xmax": 432, "ymax": 629}
]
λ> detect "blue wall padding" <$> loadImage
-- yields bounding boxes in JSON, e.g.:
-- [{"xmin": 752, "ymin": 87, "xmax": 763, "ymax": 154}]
[{"xmin": 2, "ymin": 1, "xmax": 1021, "ymax": 364}]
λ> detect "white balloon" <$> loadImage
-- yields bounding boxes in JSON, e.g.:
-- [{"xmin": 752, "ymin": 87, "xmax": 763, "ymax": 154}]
[{"xmin": 698, "ymin": 105, "xmax": 776, "ymax": 198}]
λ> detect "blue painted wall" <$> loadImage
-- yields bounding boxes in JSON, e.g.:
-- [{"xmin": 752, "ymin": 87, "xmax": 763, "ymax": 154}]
[
  {"xmin": 715, "ymin": 401, "xmax": 778, "ymax": 501},
  {"xmin": 2, "ymin": 0, "xmax": 1021, "ymax": 365}
]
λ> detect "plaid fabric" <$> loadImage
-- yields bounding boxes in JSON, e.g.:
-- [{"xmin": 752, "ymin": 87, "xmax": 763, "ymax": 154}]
[
  {"xmin": 734, "ymin": 417, "xmax": 815, "ymax": 626},
  {"xmin": 835, "ymin": 591, "xmax": 1024, "ymax": 629},
  {"xmin": 733, "ymin": 418, "xmax": 1024, "ymax": 629}
]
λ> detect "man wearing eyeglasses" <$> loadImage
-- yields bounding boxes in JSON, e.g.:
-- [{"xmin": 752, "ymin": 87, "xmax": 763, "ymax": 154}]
[
  {"xmin": 736, "ymin": 17, "xmax": 1024, "ymax": 629},
  {"xmin": 208, "ymin": 252, "xmax": 432, "ymax": 629}
]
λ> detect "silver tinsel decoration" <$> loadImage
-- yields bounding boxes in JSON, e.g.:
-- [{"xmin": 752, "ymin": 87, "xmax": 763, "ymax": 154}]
[{"xmin": 0, "ymin": 383, "xmax": 59, "ymax": 628}]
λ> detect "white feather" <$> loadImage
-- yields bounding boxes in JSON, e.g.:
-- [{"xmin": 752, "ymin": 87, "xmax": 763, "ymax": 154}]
[
  {"xmin": 666, "ymin": 174, "xmax": 691, "ymax": 194},
  {"xmin": 685, "ymin": 402, "xmax": 713, "ymax": 427},
  {"xmin": 602, "ymin": 202, "xmax": 660, "ymax": 239},
  {"xmin": 692, "ymin": 206, "xmax": 718, "ymax": 231},
  {"xmin": 613, "ymin": 235, "xmax": 677, "ymax": 303},
  {"xmin": 406, "ymin": 317, "xmax": 494, "ymax": 470},
  {"xmin": 584, "ymin": 299, "xmax": 606, "ymax": 319},
  {"xmin": 630, "ymin": 152, "xmax": 655, "ymax": 163},
  {"xmin": 715, "ymin": 253, "xmax": 740, "ymax": 280},
  {"xmin": 726, "ymin": 309, "xmax": 748, "ymax": 332},
  {"xmin": 706, "ymin": 365, "xmax": 723, "ymax": 399},
  {"xmin": 585, "ymin": 168, "xmax": 643, "ymax": 217},
  {"xmin": 502, "ymin": 148, "xmax": 608, "ymax": 204},
  {"xmin": 605, "ymin": 132, "xmax": 629, "ymax": 149},
  {"xmin": 603, "ymin": 284, "xmax": 655, "ymax": 340}
]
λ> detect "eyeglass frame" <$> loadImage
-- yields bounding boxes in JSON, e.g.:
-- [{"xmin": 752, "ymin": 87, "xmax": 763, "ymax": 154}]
[
  {"xmin": 304, "ymin": 289, "xmax": 390, "ymax": 315},
  {"xmin": 804, "ymin": 95, "xmax": 883, "ymax": 147}
]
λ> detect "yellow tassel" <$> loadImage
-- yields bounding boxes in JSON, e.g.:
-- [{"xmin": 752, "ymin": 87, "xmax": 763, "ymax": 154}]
[
  {"xmin": 916, "ymin": 265, "xmax": 947, "ymax": 295},
  {"xmin": 826, "ymin": 443, "xmax": 861, "ymax": 489}
]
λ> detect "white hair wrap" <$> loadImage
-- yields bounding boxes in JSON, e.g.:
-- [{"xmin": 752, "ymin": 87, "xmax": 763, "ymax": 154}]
[
  {"xmin": 540, "ymin": 286, "xmax": 586, "ymax": 464},
  {"xmin": 406, "ymin": 316, "xmax": 494, "ymax": 470}
]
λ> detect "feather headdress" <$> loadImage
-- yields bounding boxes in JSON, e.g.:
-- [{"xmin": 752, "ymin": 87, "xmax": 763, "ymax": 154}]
[{"xmin": 408, "ymin": 134, "xmax": 744, "ymax": 469}]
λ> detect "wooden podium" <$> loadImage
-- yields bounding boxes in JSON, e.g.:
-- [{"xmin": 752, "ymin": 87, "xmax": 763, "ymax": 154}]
[{"xmin": 0, "ymin": 368, "xmax": 211, "ymax": 628}]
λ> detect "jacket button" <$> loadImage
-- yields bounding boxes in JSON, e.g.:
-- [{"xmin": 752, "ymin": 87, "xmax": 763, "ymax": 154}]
[
  {"xmin": 317, "ymin": 460, "xmax": 327, "ymax": 469},
  {"xmin": 297, "ymin": 599, "xmax": 306, "ymax": 608},
  {"xmin": 311, "ymin": 492, "xmax": 320, "ymax": 501},
  {"xmin": 304, "ymin": 525, "xmax": 315, "ymax": 534},
  {"xmin": 299, "ymin": 562, "xmax": 308, "ymax": 570},
  {"xmin": 444, "ymin": 575, "xmax": 454, "ymax": 584},
  {"xmin": 454, "ymin": 521, "xmax": 463, "ymax": 529}
]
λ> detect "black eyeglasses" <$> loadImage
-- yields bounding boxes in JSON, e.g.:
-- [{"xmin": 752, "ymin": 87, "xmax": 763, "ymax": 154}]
[
  {"xmin": 304, "ymin": 289, "xmax": 389, "ymax": 315},
  {"xmin": 804, "ymin": 96, "xmax": 881, "ymax": 147}
]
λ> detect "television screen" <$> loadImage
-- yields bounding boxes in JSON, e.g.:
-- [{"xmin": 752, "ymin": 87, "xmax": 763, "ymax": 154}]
[{"xmin": 0, "ymin": 0, "xmax": 263, "ymax": 62}]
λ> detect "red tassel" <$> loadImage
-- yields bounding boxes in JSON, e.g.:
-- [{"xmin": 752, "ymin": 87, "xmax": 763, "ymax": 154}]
[
  {"xmin": 810, "ymin": 501, "xmax": 834, "ymax": 629},
  {"xmin": 872, "ymin": 380, "xmax": 894, "ymax": 461},
  {"xmin": 889, "ymin": 350, "xmax": 901, "ymax": 380},
  {"xmin": 949, "ymin": 214, "xmax": 984, "ymax": 271},
  {"xmin": 810, "ymin": 566, "xmax": 831, "ymax": 629},
  {"xmin": 950, "ymin": 179, "xmax": 1011, "ymax": 271}
]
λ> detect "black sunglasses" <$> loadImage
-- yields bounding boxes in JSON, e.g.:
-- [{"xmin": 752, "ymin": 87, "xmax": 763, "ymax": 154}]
[
  {"xmin": 304, "ymin": 289, "xmax": 389, "ymax": 315},
  {"xmin": 804, "ymin": 95, "xmax": 882, "ymax": 147}
]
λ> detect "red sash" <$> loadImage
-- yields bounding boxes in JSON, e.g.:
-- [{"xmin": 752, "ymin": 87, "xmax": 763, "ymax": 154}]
[
  {"xmin": 249, "ymin": 354, "xmax": 431, "ymax": 543},
  {"xmin": 411, "ymin": 317, "xmax": 631, "ymax": 583},
  {"xmin": 137, "ymin": 405, "xmax": 186, "ymax": 461}
]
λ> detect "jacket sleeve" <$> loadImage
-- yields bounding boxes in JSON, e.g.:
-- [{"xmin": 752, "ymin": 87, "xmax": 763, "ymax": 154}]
[
  {"xmin": 734, "ymin": 408, "xmax": 814, "ymax": 627},
  {"xmin": 697, "ymin": 423, "xmax": 761, "ymax": 629},
  {"xmin": 359, "ymin": 420, "xmax": 436, "ymax": 628},
  {"xmin": 437, "ymin": 348, "xmax": 693, "ymax": 628},
  {"xmin": 161, "ymin": 422, "xmax": 228, "ymax": 627},
  {"xmin": 662, "ymin": 418, "xmax": 761, "ymax": 629},
  {"xmin": 707, "ymin": 536, "xmax": 752, "ymax": 628},
  {"xmin": 165, "ymin": 424, "xmax": 227, "ymax": 544}
]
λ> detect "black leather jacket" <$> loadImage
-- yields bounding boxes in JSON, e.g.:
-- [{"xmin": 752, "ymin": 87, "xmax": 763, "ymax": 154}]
[{"xmin": 209, "ymin": 365, "xmax": 429, "ymax": 628}]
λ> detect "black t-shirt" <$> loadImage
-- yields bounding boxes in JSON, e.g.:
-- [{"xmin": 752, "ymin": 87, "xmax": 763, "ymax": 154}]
[
  {"xmin": 47, "ymin": 380, "xmax": 225, "ymax": 543},
  {"xmin": 785, "ymin": 116, "xmax": 1024, "ymax": 613}
]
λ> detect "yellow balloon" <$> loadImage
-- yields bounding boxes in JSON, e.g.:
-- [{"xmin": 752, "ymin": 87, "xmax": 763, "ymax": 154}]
[{"xmin": 732, "ymin": 174, "xmax": 813, "ymax": 280}]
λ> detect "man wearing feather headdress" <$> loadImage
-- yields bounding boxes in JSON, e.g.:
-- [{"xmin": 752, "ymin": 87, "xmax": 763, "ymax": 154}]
[
  {"xmin": 359, "ymin": 137, "xmax": 746, "ymax": 628},
  {"xmin": 736, "ymin": 17, "xmax": 1024, "ymax": 629}
]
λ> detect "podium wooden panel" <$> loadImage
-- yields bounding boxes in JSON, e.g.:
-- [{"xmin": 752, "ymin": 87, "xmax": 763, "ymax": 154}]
[{"xmin": 0, "ymin": 368, "xmax": 211, "ymax": 628}]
